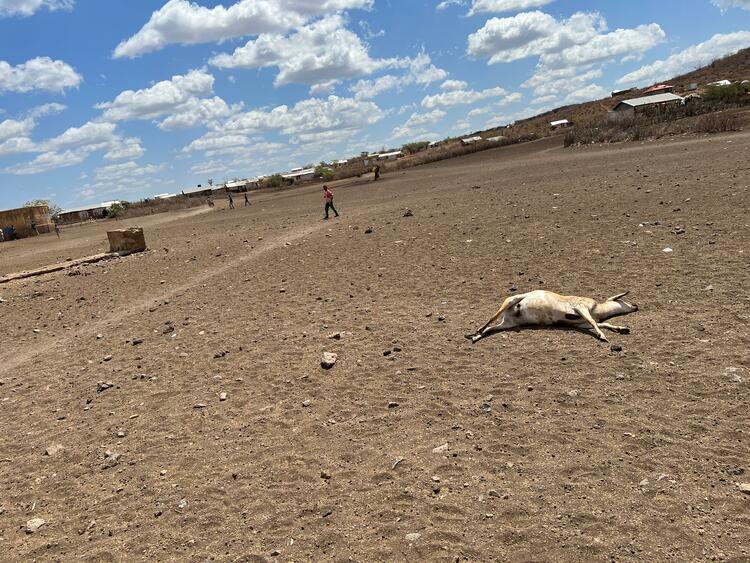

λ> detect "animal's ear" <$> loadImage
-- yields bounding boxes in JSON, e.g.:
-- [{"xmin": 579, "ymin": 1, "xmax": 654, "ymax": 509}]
[{"xmin": 607, "ymin": 291, "xmax": 629, "ymax": 301}]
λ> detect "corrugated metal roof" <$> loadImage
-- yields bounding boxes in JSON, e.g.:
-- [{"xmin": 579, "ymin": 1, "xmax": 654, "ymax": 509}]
[
  {"xmin": 282, "ymin": 167, "xmax": 315, "ymax": 178},
  {"xmin": 550, "ymin": 119, "xmax": 569, "ymax": 126},
  {"xmin": 615, "ymin": 93, "xmax": 683, "ymax": 109}
]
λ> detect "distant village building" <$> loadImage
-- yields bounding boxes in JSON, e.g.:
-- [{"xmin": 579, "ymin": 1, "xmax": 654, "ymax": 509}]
[
  {"xmin": 611, "ymin": 87, "xmax": 637, "ymax": 97},
  {"xmin": 281, "ymin": 167, "xmax": 316, "ymax": 183},
  {"xmin": 550, "ymin": 119, "xmax": 570, "ymax": 129},
  {"xmin": 0, "ymin": 204, "xmax": 53, "ymax": 238},
  {"xmin": 182, "ymin": 186, "xmax": 213, "ymax": 198},
  {"xmin": 608, "ymin": 93, "xmax": 684, "ymax": 122},
  {"xmin": 376, "ymin": 150, "xmax": 403, "ymax": 160},
  {"xmin": 486, "ymin": 135, "xmax": 505, "ymax": 142},
  {"xmin": 642, "ymin": 84, "xmax": 674, "ymax": 96},
  {"xmin": 57, "ymin": 202, "xmax": 119, "ymax": 225},
  {"xmin": 460, "ymin": 136, "xmax": 484, "ymax": 145},
  {"xmin": 707, "ymin": 79, "xmax": 731, "ymax": 87}
]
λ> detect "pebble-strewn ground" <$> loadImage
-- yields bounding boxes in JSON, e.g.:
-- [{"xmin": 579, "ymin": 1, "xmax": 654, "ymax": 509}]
[{"xmin": 1, "ymin": 132, "xmax": 748, "ymax": 562}]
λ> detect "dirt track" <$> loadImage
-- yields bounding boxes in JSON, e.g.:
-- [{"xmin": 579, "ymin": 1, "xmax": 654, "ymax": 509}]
[{"xmin": 1, "ymin": 132, "xmax": 748, "ymax": 562}]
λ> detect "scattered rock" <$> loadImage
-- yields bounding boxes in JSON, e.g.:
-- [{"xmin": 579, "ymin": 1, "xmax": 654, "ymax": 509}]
[
  {"xmin": 131, "ymin": 338, "xmax": 144, "ymax": 346},
  {"xmin": 320, "ymin": 471, "xmax": 332, "ymax": 480},
  {"xmin": 405, "ymin": 533, "xmax": 421, "ymax": 542},
  {"xmin": 437, "ymin": 314, "xmax": 445, "ymax": 322},
  {"xmin": 321, "ymin": 352, "xmax": 338, "ymax": 369},
  {"xmin": 704, "ymin": 284, "xmax": 714, "ymax": 292},
  {"xmin": 270, "ymin": 550, "xmax": 281, "ymax": 557},
  {"xmin": 193, "ymin": 403, "xmax": 207, "ymax": 409},
  {"xmin": 102, "ymin": 451, "xmax": 120, "ymax": 469},
  {"xmin": 117, "ymin": 430, "xmax": 126, "ymax": 438},
  {"xmin": 610, "ymin": 344, "xmax": 623, "ymax": 352},
  {"xmin": 302, "ymin": 399, "xmax": 312, "ymax": 407},
  {"xmin": 25, "ymin": 518, "xmax": 46, "ymax": 534},
  {"xmin": 219, "ymin": 392, "xmax": 228, "ymax": 401},
  {"xmin": 392, "ymin": 456, "xmax": 404, "ymax": 470},
  {"xmin": 103, "ymin": 354, "xmax": 113, "ymax": 362},
  {"xmin": 364, "ymin": 227, "xmax": 374, "ymax": 234},
  {"xmin": 44, "ymin": 444, "xmax": 64, "ymax": 456},
  {"xmin": 388, "ymin": 401, "xmax": 399, "ymax": 409},
  {"xmin": 328, "ymin": 331, "xmax": 342, "ymax": 340},
  {"xmin": 96, "ymin": 381, "xmax": 114, "ymax": 393},
  {"xmin": 177, "ymin": 498, "xmax": 189, "ymax": 511},
  {"xmin": 403, "ymin": 209, "xmax": 414, "ymax": 217},
  {"xmin": 737, "ymin": 483, "xmax": 750, "ymax": 494},
  {"xmin": 662, "ymin": 247, "xmax": 673, "ymax": 253},
  {"xmin": 432, "ymin": 443, "xmax": 449, "ymax": 454},
  {"xmin": 213, "ymin": 351, "xmax": 228, "ymax": 359}
]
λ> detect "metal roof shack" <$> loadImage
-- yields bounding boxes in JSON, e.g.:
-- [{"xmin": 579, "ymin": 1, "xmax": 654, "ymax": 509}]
[
  {"xmin": 707, "ymin": 79, "xmax": 732, "ymax": 87},
  {"xmin": 643, "ymin": 84, "xmax": 674, "ymax": 95},
  {"xmin": 57, "ymin": 201, "xmax": 119, "ymax": 225},
  {"xmin": 460, "ymin": 136, "xmax": 484, "ymax": 145},
  {"xmin": 281, "ymin": 167, "xmax": 316, "ymax": 183},
  {"xmin": 376, "ymin": 150, "xmax": 403, "ymax": 160},
  {"xmin": 550, "ymin": 119, "xmax": 570, "ymax": 129},
  {"xmin": 182, "ymin": 186, "xmax": 213, "ymax": 197},
  {"xmin": 609, "ymin": 92, "xmax": 684, "ymax": 121}
]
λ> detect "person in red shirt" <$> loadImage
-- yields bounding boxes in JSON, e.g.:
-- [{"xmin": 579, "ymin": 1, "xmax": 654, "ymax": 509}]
[{"xmin": 323, "ymin": 185, "xmax": 339, "ymax": 220}]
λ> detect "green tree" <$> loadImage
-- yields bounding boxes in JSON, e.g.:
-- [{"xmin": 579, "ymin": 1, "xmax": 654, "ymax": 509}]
[
  {"xmin": 24, "ymin": 199, "xmax": 62, "ymax": 216},
  {"xmin": 314, "ymin": 165, "xmax": 335, "ymax": 181},
  {"xmin": 107, "ymin": 202, "xmax": 125, "ymax": 218}
]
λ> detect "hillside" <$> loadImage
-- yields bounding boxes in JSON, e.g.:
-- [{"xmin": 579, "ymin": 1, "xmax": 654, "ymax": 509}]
[{"xmin": 478, "ymin": 45, "xmax": 750, "ymax": 140}]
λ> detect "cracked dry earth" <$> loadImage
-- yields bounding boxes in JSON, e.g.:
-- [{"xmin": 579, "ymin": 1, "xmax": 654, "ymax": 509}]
[{"xmin": 0, "ymin": 132, "xmax": 748, "ymax": 562}]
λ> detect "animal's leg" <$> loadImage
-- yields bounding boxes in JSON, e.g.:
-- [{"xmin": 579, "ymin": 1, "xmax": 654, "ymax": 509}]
[
  {"xmin": 574, "ymin": 307, "xmax": 608, "ymax": 342},
  {"xmin": 467, "ymin": 295, "xmax": 526, "ymax": 340},
  {"xmin": 469, "ymin": 317, "xmax": 518, "ymax": 343},
  {"xmin": 597, "ymin": 322, "xmax": 630, "ymax": 334}
]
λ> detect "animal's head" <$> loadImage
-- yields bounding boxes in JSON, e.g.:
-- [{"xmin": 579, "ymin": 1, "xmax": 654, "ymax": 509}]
[{"xmin": 606, "ymin": 291, "xmax": 638, "ymax": 313}]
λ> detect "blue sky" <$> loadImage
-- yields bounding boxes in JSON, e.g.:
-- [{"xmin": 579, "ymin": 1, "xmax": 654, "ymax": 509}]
[{"xmin": 0, "ymin": 0, "xmax": 749, "ymax": 210}]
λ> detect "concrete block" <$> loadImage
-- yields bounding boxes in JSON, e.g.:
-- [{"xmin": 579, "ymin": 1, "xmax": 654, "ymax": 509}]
[{"xmin": 107, "ymin": 227, "xmax": 146, "ymax": 253}]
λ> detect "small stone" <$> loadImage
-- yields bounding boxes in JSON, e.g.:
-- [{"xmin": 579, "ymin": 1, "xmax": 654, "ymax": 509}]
[
  {"xmin": 302, "ymin": 399, "xmax": 312, "ymax": 407},
  {"xmin": 25, "ymin": 518, "xmax": 46, "ymax": 534},
  {"xmin": 320, "ymin": 471, "xmax": 332, "ymax": 480},
  {"xmin": 96, "ymin": 381, "xmax": 114, "ymax": 393},
  {"xmin": 177, "ymin": 498, "xmax": 188, "ymax": 510},
  {"xmin": 662, "ymin": 247, "xmax": 673, "ymax": 253},
  {"xmin": 321, "ymin": 352, "xmax": 337, "ymax": 369},
  {"xmin": 193, "ymin": 403, "xmax": 207, "ymax": 409},
  {"xmin": 364, "ymin": 227, "xmax": 374, "ymax": 234},
  {"xmin": 437, "ymin": 314, "xmax": 445, "ymax": 321},
  {"xmin": 403, "ymin": 209, "xmax": 414, "ymax": 217},
  {"xmin": 219, "ymin": 392, "xmax": 228, "ymax": 401},
  {"xmin": 328, "ymin": 332, "xmax": 342, "ymax": 340},
  {"xmin": 405, "ymin": 533, "xmax": 421, "ymax": 542},
  {"xmin": 704, "ymin": 284, "xmax": 714, "ymax": 292},
  {"xmin": 160, "ymin": 470, "xmax": 167, "ymax": 476},
  {"xmin": 117, "ymin": 430, "xmax": 126, "ymax": 438},
  {"xmin": 132, "ymin": 338, "xmax": 143, "ymax": 346},
  {"xmin": 44, "ymin": 444, "xmax": 64, "ymax": 456},
  {"xmin": 103, "ymin": 451, "xmax": 121, "ymax": 469},
  {"xmin": 270, "ymin": 550, "xmax": 281, "ymax": 557},
  {"xmin": 103, "ymin": 354, "xmax": 113, "ymax": 362},
  {"xmin": 737, "ymin": 483, "xmax": 750, "ymax": 494},
  {"xmin": 488, "ymin": 489, "xmax": 501, "ymax": 498},
  {"xmin": 388, "ymin": 401, "xmax": 399, "ymax": 409},
  {"xmin": 432, "ymin": 443, "xmax": 449, "ymax": 454},
  {"xmin": 610, "ymin": 344, "xmax": 623, "ymax": 352}
]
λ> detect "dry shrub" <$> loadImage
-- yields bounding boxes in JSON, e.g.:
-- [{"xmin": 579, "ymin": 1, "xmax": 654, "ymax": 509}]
[{"xmin": 692, "ymin": 112, "xmax": 740, "ymax": 133}]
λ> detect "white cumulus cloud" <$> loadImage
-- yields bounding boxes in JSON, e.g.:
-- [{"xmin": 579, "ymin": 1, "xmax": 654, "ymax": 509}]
[
  {"xmin": 468, "ymin": 0, "xmax": 554, "ymax": 16},
  {"xmin": 113, "ymin": 0, "xmax": 372, "ymax": 59},
  {"xmin": 617, "ymin": 31, "xmax": 750, "ymax": 85},
  {"xmin": 0, "ymin": 56, "xmax": 81, "ymax": 93},
  {"xmin": 0, "ymin": 0, "xmax": 73, "ymax": 17},
  {"xmin": 711, "ymin": 0, "xmax": 750, "ymax": 11},
  {"xmin": 422, "ymin": 84, "xmax": 518, "ymax": 108},
  {"xmin": 350, "ymin": 51, "xmax": 448, "ymax": 99}
]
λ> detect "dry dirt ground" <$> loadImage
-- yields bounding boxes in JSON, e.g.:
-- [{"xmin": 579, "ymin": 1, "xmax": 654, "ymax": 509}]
[{"xmin": 1, "ymin": 132, "xmax": 748, "ymax": 562}]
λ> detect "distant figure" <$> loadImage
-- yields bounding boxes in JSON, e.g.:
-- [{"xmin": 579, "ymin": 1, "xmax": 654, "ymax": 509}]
[
  {"xmin": 373, "ymin": 164, "xmax": 381, "ymax": 181},
  {"xmin": 323, "ymin": 185, "xmax": 339, "ymax": 220},
  {"xmin": 54, "ymin": 223, "xmax": 60, "ymax": 238},
  {"xmin": 244, "ymin": 193, "xmax": 250, "ymax": 206},
  {"xmin": 207, "ymin": 198, "xmax": 215, "ymax": 208},
  {"xmin": 31, "ymin": 219, "xmax": 38, "ymax": 235},
  {"xmin": 0, "ymin": 228, "xmax": 4, "ymax": 242},
  {"xmin": 228, "ymin": 193, "xmax": 235, "ymax": 210}
]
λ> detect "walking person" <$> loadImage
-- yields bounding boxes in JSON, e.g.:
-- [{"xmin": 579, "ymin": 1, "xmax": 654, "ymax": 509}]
[
  {"xmin": 31, "ymin": 219, "xmax": 38, "ymax": 235},
  {"xmin": 323, "ymin": 185, "xmax": 339, "ymax": 220},
  {"xmin": 244, "ymin": 193, "xmax": 250, "ymax": 206},
  {"xmin": 54, "ymin": 222, "xmax": 60, "ymax": 238},
  {"xmin": 373, "ymin": 164, "xmax": 381, "ymax": 181},
  {"xmin": 228, "ymin": 193, "xmax": 235, "ymax": 209}
]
